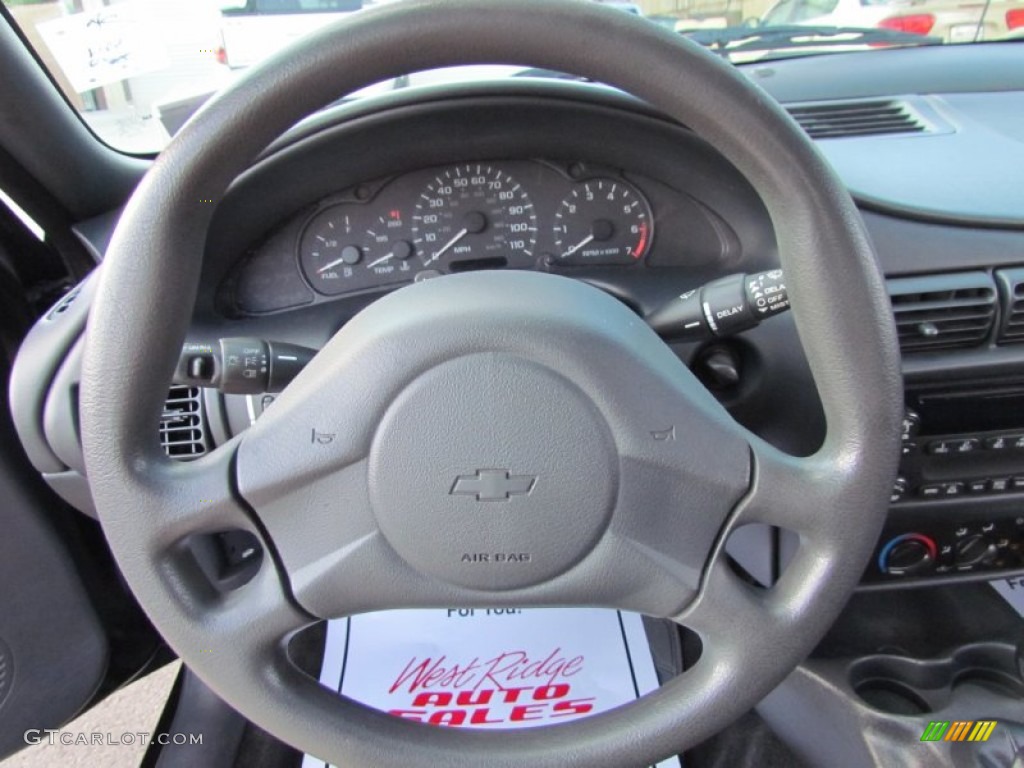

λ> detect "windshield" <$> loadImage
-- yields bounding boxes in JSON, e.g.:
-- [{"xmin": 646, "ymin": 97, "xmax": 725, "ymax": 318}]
[{"xmin": 3, "ymin": 0, "xmax": 1022, "ymax": 153}]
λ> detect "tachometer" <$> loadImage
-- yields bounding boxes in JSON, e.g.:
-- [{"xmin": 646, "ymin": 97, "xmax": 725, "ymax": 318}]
[
  {"xmin": 411, "ymin": 164, "xmax": 537, "ymax": 269},
  {"xmin": 552, "ymin": 178, "xmax": 652, "ymax": 265}
]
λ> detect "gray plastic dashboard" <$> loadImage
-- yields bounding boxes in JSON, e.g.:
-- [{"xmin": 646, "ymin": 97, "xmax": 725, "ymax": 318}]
[{"xmin": 744, "ymin": 42, "xmax": 1024, "ymax": 227}]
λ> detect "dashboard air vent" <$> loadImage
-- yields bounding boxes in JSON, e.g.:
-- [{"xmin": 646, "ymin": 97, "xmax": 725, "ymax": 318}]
[
  {"xmin": 787, "ymin": 99, "xmax": 927, "ymax": 139},
  {"xmin": 160, "ymin": 385, "xmax": 208, "ymax": 460},
  {"xmin": 887, "ymin": 272, "xmax": 996, "ymax": 353},
  {"xmin": 995, "ymin": 268, "xmax": 1024, "ymax": 345}
]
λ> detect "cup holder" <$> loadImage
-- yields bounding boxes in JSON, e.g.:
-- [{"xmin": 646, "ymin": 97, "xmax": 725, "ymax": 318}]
[
  {"xmin": 854, "ymin": 679, "xmax": 933, "ymax": 715},
  {"xmin": 850, "ymin": 642, "xmax": 1024, "ymax": 715}
]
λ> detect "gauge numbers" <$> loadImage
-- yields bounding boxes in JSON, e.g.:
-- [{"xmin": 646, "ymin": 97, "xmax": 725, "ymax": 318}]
[
  {"xmin": 553, "ymin": 178, "xmax": 652, "ymax": 266},
  {"xmin": 296, "ymin": 165, "xmax": 657, "ymax": 301},
  {"xmin": 299, "ymin": 205, "xmax": 414, "ymax": 295},
  {"xmin": 411, "ymin": 164, "xmax": 537, "ymax": 269}
]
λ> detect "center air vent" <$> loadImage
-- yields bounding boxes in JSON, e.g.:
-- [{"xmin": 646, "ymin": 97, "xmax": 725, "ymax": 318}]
[
  {"xmin": 160, "ymin": 385, "xmax": 208, "ymax": 460},
  {"xmin": 887, "ymin": 272, "xmax": 996, "ymax": 353},
  {"xmin": 787, "ymin": 99, "xmax": 928, "ymax": 139},
  {"xmin": 995, "ymin": 268, "xmax": 1024, "ymax": 345}
]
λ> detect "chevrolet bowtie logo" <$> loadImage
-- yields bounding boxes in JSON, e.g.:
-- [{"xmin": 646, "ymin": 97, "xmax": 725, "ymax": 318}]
[{"xmin": 450, "ymin": 469, "xmax": 537, "ymax": 502}]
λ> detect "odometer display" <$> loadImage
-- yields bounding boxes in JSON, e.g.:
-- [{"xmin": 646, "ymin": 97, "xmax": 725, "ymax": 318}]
[{"xmin": 411, "ymin": 164, "xmax": 537, "ymax": 269}]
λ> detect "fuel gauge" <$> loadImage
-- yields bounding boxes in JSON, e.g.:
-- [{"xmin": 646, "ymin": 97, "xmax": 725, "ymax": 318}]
[{"xmin": 299, "ymin": 205, "xmax": 364, "ymax": 295}]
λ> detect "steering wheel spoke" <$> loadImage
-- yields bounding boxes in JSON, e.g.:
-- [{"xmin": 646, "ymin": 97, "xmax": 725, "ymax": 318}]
[
  {"xmin": 676, "ymin": 435, "xmax": 891, "ymax": 677},
  {"xmin": 736, "ymin": 438, "xmax": 841, "ymax": 538},
  {"xmin": 599, "ymin": 418, "xmax": 752, "ymax": 616},
  {"xmin": 239, "ymin": 455, "xmax": 399, "ymax": 618},
  {"xmin": 80, "ymin": 439, "xmax": 316, "ymax": 662},
  {"xmin": 122, "ymin": 442, "xmax": 251, "ymax": 550}
]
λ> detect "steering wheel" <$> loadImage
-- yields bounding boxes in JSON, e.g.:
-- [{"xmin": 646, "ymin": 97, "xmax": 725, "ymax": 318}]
[{"xmin": 79, "ymin": 0, "xmax": 902, "ymax": 765}]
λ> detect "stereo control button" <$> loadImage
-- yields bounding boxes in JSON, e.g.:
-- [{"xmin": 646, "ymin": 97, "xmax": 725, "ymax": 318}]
[
  {"xmin": 891, "ymin": 477, "xmax": 908, "ymax": 503},
  {"xmin": 951, "ymin": 438, "xmax": 979, "ymax": 454},
  {"xmin": 901, "ymin": 410, "xmax": 920, "ymax": 441},
  {"xmin": 967, "ymin": 479, "xmax": 989, "ymax": 494},
  {"xmin": 941, "ymin": 482, "xmax": 964, "ymax": 497},
  {"xmin": 919, "ymin": 482, "xmax": 964, "ymax": 498},
  {"xmin": 927, "ymin": 440, "xmax": 952, "ymax": 455},
  {"xmin": 990, "ymin": 477, "xmax": 1010, "ymax": 493},
  {"xmin": 984, "ymin": 436, "xmax": 1011, "ymax": 451}
]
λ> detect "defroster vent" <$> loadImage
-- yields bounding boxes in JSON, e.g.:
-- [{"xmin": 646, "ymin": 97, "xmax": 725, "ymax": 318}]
[
  {"xmin": 160, "ymin": 385, "xmax": 208, "ymax": 460},
  {"xmin": 787, "ymin": 99, "xmax": 928, "ymax": 140},
  {"xmin": 888, "ymin": 272, "xmax": 996, "ymax": 353}
]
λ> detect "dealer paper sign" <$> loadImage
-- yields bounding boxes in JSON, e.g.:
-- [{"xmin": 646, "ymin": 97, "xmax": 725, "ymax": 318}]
[
  {"xmin": 303, "ymin": 607, "xmax": 680, "ymax": 768},
  {"xmin": 37, "ymin": 1, "xmax": 169, "ymax": 93}
]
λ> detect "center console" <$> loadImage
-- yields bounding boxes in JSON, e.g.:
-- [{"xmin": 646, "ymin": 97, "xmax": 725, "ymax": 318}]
[{"xmin": 866, "ymin": 383, "xmax": 1024, "ymax": 585}]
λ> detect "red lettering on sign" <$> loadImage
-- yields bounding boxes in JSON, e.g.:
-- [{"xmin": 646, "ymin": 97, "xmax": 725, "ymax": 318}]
[
  {"xmin": 412, "ymin": 691, "xmax": 452, "ymax": 707},
  {"xmin": 389, "ymin": 649, "xmax": 587, "ymax": 697},
  {"xmin": 428, "ymin": 710, "xmax": 467, "ymax": 726},
  {"xmin": 533, "ymin": 684, "xmax": 570, "ymax": 701},
  {"xmin": 551, "ymin": 698, "xmax": 596, "ymax": 717},
  {"xmin": 509, "ymin": 704, "xmax": 546, "ymax": 722},
  {"xmin": 469, "ymin": 708, "xmax": 503, "ymax": 725},
  {"xmin": 456, "ymin": 689, "xmax": 493, "ymax": 706}
]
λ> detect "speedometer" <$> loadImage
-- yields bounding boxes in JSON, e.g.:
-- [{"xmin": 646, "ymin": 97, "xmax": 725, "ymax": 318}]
[{"xmin": 411, "ymin": 164, "xmax": 537, "ymax": 270}]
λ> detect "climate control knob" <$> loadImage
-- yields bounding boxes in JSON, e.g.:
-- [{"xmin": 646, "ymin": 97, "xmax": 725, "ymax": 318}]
[
  {"xmin": 879, "ymin": 533, "xmax": 937, "ymax": 576},
  {"xmin": 954, "ymin": 535, "xmax": 997, "ymax": 568}
]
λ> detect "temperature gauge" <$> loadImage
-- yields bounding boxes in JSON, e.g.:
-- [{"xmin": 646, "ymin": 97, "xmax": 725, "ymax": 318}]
[
  {"xmin": 552, "ymin": 179, "xmax": 652, "ymax": 266},
  {"xmin": 363, "ymin": 209, "xmax": 416, "ymax": 280}
]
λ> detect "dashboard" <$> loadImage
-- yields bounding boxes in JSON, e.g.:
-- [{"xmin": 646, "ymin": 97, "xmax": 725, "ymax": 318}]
[{"xmin": 12, "ymin": 42, "xmax": 1024, "ymax": 595}]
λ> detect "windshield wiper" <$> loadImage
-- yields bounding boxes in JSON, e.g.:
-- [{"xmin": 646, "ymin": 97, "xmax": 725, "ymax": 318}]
[{"xmin": 683, "ymin": 25, "xmax": 942, "ymax": 59}]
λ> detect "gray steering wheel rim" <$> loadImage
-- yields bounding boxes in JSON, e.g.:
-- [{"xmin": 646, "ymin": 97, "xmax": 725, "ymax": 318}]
[{"xmin": 80, "ymin": 1, "xmax": 903, "ymax": 766}]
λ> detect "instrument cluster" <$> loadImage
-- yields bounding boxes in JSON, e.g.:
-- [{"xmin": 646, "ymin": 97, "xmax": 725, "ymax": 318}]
[
  {"xmin": 297, "ymin": 160, "xmax": 654, "ymax": 297},
  {"xmin": 223, "ymin": 158, "xmax": 737, "ymax": 315}
]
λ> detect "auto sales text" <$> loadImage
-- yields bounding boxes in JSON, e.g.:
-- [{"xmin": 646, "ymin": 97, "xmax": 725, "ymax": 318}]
[{"xmin": 386, "ymin": 647, "xmax": 595, "ymax": 726}]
